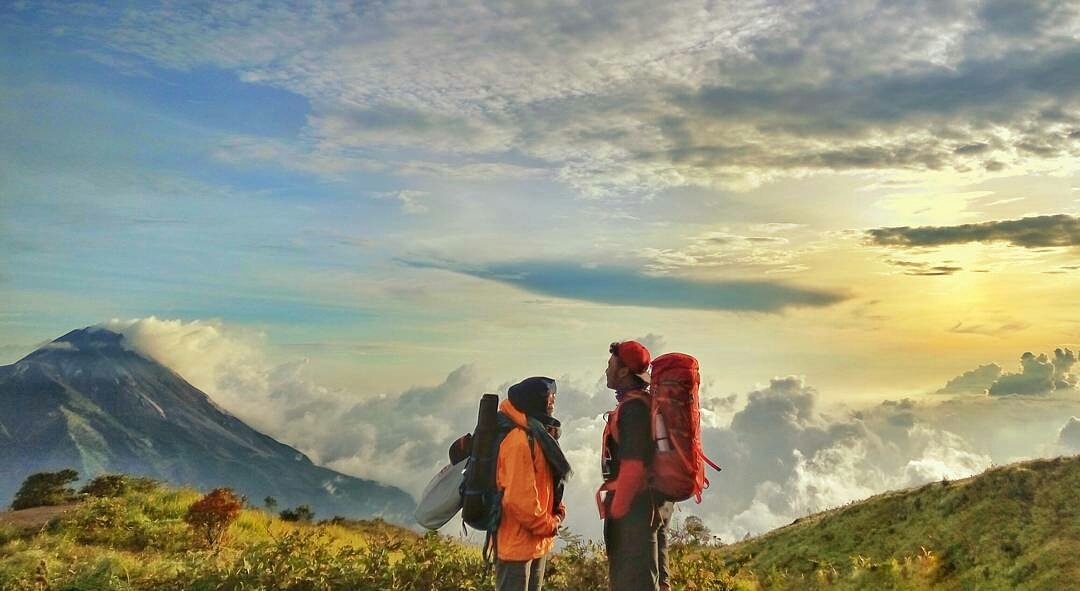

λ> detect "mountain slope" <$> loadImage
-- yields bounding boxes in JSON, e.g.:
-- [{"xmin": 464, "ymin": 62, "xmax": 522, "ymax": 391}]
[
  {"xmin": 0, "ymin": 327, "xmax": 414, "ymax": 522},
  {"xmin": 708, "ymin": 454, "xmax": 1080, "ymax": 589}
]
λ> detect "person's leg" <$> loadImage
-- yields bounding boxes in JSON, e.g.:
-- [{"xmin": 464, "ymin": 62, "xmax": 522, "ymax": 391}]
[
  {"xmin": 656, "ymin": 522, "xmax": 669, "ymax": 591},
  {"xmin": 496, "ymin": 559, "xmax": 529, "ymax": 591},
  {"xmin": 657, "ymin": 501, "xmax": 673, "ymax": 591},
  {"xmin": 604, "ymin": 494, "xmax": 659, "ymax": 591},
  {"xmin": 528, "ymin": 555, "xmax": 547, "ymax": 591}
]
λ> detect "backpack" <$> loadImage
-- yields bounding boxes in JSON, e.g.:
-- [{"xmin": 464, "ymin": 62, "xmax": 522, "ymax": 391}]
[
  {"xmin": 460, "ymin": 393, "xmax": 528, "ymax": 535},
  {"xmin": 649, "ymin": 352, "xmax": 721, "ymax": 502},
  {"xmin": 605, "ymin": 353, "xmax": 720, "ymax": 503}
]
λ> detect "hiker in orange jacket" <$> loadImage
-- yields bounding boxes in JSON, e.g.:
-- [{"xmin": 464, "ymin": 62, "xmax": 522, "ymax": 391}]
[
  {"xmin": 599, "ymin": 341, "xmax": 673, "ymax": 591},
  {"xmin": 495, "ymin": 376, "xmax": 571, "ymax": 591}
]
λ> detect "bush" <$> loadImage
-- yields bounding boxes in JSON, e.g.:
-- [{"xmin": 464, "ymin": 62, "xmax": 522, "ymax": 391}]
[
  {"xmin": 184, "ymin": 488, "xmax": 244, "ymax": 549},
  {"xmin": 61, "ymin": 495, "xmax": 186, "ymax": 552},
  {"xmin": 10, "ymin": 469, "xmax": 79, "ymax": 510},
  {"xmin": 279, "ymin": 504, "xmax": 315, "ymax": 523},
  {"xmin": 545, "ymin": 530, "xmax": 608, "ymax": 591},
  {"xmin": 80, "ymin": 474, "xmax": 160, "ymax": 498}
]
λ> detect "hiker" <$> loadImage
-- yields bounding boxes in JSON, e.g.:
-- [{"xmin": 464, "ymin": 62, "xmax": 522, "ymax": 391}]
[
  {"xmin": 599, "ymin": 340, "xmax": 674, "ymax": 591},
  {"xmin": 495, "ymin": 376, "xmax": 571, "ymax": 591}
]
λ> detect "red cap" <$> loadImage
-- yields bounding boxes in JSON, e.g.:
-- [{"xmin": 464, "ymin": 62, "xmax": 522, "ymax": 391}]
[{"xmin": 610, "ymin": 340, "xmax": 651, "ymax": 383}]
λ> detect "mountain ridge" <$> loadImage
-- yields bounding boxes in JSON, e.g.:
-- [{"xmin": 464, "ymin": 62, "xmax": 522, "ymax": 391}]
[{"xmin": 0, "ymin": 327, "xmax": 414, "ymax": 522}]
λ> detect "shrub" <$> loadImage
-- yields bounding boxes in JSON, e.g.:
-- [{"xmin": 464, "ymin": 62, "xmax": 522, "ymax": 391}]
[
  {"xmin": 10, "ymin": 469, "xmax": 79, "ymax": 510},
  {"xmin": 79, "ymin": 473, "xmax": 160, "ymax": 498},
  {"xmin": 545, "ymin": 530, "xmax": 608, "ymax": 591},
  {"xmin": 184, "ymin": 488, "xmax": 244, "ymax": 548},
  {"xmin": 279, "ymin": 504, "xmax": 315, "ymax": 523},
  {"xmin": 60, "ymin": 495, "xmax": 183, "ymax": 551}
]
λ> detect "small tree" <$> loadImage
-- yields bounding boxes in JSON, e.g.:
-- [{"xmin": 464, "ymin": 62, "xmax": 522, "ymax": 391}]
[
  {"xmin": 279, "ymin": 504, "xmax": 315, "ymax": 523},
  {"xmin": 11, "ymin": 469, "xmax": 80, "ymax": 510},
  {"xmin": 670, "ymin": 515, "xmax": 718, "ymax": 547},
  {"xmin": 184, "ymin": 488, "xmax": 244, "ymax": 548},
  {"xmin": 264, "ymin": 495, "xmax": 278, "ymax": 513}
]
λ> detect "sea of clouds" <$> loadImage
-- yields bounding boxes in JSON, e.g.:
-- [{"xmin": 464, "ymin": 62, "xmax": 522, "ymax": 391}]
[{"xmin": 103, "ymin": 317, "xmax": 1080, "ymax": 542}]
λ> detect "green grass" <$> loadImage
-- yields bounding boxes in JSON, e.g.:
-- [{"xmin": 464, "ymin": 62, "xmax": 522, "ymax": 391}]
[
  {"xmin": 0, "ymin": 455, "xmax": 1077, "ymax": 590},
  {"xmin": 707, "ymin": 455, "xmax": 1080, "ymax": 590}
]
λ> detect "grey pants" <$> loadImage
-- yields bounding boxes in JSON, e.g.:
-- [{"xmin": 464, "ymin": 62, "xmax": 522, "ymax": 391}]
[
  {"xmin": 604, "ymin": 494, "xmax": 665, "ymax": 591},
  {"xmin": 495, "ymin": 556, "xmax": 547, "ymax": 591}
]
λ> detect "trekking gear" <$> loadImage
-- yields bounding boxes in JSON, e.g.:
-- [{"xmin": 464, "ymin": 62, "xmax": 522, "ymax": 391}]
[
  {"xmin": 414, "ymin": 458, "xmax": 467, "ymax": 530},
  {"xmin": 648, "ymin": 352, "xmax": 721, "ymax": 502},
  {"xmin": 600, "ymin": 353, "xmax": 720, "ymax": 505},
  {"xmin": 461, "ymin": 393, "xmax": 502, "ymax": 531},
  {"xmin": 449, "ymin": 433, "xmax": 473, "ymax": 465}
]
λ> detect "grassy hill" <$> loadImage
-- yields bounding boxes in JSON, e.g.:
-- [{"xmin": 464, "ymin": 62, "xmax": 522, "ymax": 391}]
[
  {"xmin": 701, "ymin": 454, "xmax": 1080, "ymax": 590},
  {"xmin": 1, "ymin": 455, "xmax": 1078, "ymax": 590}
]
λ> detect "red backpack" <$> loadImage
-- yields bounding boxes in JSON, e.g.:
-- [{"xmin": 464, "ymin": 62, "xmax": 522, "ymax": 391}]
[{"xmin": 647, "ymin": 352, "xmax": 721, "ymax": 502}]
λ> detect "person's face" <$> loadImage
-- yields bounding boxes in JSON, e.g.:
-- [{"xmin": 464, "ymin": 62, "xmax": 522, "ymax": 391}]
[
  {"xmin": 546, "ymin": 390, "xmax": 556, "ymax": 416},
  {"xmin": 606, "ymin": 354, "xmax": 627, "ymax": 390}
]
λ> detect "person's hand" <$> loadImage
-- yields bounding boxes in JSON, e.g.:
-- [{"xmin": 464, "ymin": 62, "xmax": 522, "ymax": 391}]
[
  {"xmin": 554, "ymin": 502, "xmax": 566, "ymax": 522},
  {"xmin": 550, "ymin": 515, "xmax": 562, "ymax": 537},
  {"xmin": 610, "ymin": 490, "xmax": 635, "ymax": 520}
]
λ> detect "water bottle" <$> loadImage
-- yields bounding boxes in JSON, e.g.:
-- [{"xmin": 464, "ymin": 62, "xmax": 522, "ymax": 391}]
[{"xmin": 654, "ymin": 412, "xmax": 672, "ymax": 452}]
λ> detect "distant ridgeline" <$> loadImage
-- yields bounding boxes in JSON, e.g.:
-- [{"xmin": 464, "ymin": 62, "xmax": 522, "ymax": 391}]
[{"xmin": 0, "ymin": 327, "xmax": 414, "ymax": 522}]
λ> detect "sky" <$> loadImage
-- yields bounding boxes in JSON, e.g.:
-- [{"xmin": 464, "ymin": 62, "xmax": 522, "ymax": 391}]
[{"xmin": 2, "ymin": 1, "xmax": 1080, "ymax": 539}]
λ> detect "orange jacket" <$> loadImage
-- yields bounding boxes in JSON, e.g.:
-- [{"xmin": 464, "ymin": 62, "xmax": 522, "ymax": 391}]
[{"xmin": 495, "ymin": 399, "xmax": 562, "ymax": 561}]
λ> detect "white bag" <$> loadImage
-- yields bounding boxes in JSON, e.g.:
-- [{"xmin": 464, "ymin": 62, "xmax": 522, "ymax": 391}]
[{"xmin": 414, "ymin": 459, "xmax": 466, "ymax": 530}]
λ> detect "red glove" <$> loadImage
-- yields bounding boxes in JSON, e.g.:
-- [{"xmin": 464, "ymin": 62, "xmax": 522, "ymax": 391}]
[{"xmin": 609, "ymin": 459, "xmax": 646, "ymax": 520}]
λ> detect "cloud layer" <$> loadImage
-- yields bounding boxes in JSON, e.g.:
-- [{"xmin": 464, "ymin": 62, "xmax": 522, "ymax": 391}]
[
  {"xmin": 10, "ymin": 0, "xmax": 1080, "ymax": 196},
  {"xmin": 101, "ymin": 318, "xmax": 1080, "ymax": 542}
]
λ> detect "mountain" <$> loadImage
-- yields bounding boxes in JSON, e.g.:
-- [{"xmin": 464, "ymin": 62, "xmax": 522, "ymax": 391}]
[
  {"xmin": 0, "ymin": 327, "xmax": 414, "ymax": 521},
  {"xmin": 706, "ymin": 454, "xmax": 1080, "ymax": 589}
]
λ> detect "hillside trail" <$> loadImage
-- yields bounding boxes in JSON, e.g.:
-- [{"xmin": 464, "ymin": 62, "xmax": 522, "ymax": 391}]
[{"xmin": 0, "ymin": 504, "xmax": 75, "ymax": 529}]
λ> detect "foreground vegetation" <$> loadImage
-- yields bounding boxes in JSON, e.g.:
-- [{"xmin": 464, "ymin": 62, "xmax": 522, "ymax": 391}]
[{"xmin": 1, "ymin": 455, "xmax": 1077, "ymax": 590}]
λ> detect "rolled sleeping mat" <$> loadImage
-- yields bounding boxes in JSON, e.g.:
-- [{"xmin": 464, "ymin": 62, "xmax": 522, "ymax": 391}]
[{"xmin": 461, "ymin": 393, "xmax": 500, "ymax": 528}]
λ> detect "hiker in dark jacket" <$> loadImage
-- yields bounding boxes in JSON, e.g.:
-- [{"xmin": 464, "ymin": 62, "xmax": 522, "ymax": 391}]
[
  {"xmin": 598, "ymin": 341, "xmax": 673, "ymax": 591},
  {"xmin": 495, "ymin": 376, "xmax": 571, "ymax": 591}
]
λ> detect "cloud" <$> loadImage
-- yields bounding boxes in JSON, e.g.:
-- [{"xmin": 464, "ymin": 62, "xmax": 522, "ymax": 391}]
[
  {"xmin": 399, "ymin": 259, "xmax": 848, "ymax": 313},
  {"xmin": 1053, "ymin": 348, "xmax": 1079, "ymax": 390},
  {"xmin": 642, "ymin": 229, "xmax": 811, "ymax": 275},
  {"xmin": 369, "ymin": 190, "xmax": 430, "ymax": 215},
  {"xmin": 867, "ymin": 214, "xmax": 1080, "ymax": 249},
  {"xmin": 931, "ymin": 348, "xmax": 1080, "ymax": 397},
  {"xmin": 989, "ymin": 351, "xmax": 1062, "ymax": 396},
  {"xmin": 885, "ymin": 259, "xmax": 964, "ymax": 276},
  {"xmin": 935, "ymin": 363, "xmax": 1003, "ymax": 395},
  {"xmin": 948, "ymin": 321, "xmax": 1030, "ymax": 337},
  {"xmin": 1058, "ymin": 417, "xmax": 1080, "ymax": 451}
]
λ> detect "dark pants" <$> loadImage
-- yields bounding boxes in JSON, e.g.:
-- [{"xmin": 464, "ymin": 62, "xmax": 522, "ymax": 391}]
[
  {"xmin": 495, "ymin": 556, "xmax": 547, "ymax": 591},
  {"xmin": 656, "ymin": 502, "xmax": 673, "ymax": 590},
  {"xmin": 604, "ymin": 493, "xmax": 663, "ymax": 591}
]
